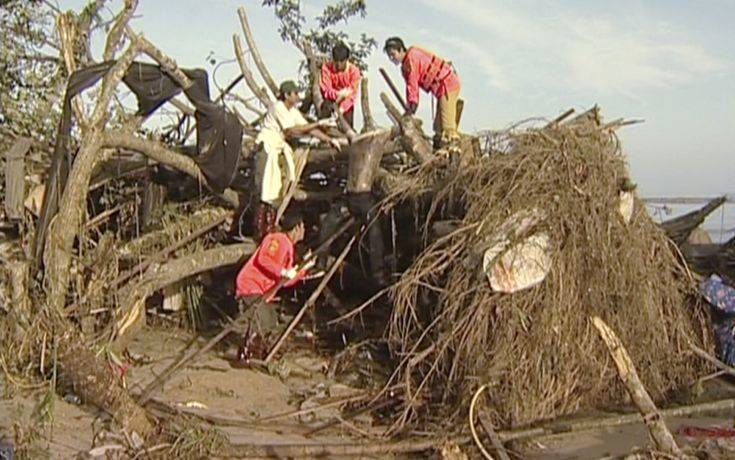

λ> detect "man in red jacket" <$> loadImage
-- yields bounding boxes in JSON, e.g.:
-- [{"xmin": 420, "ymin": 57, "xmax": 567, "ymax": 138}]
[
  {"xmin": 320, "ymin": 43, "xmax": 361, "ymax": 128},
  {"xmin": 235, "ymin": 219, "xmax": 315, "ymax": 335},
  {"xmin": 384, "ymin": 37, "xmax": 461, "ymax": 148}
]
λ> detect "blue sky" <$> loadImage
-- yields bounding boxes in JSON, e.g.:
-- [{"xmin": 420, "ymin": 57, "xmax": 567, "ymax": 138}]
[{"xmin": 60, "ymin": 0, "xmax": 734, "ymax": 200}]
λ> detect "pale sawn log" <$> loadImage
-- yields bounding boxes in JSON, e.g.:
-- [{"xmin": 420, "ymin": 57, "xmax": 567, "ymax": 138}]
[
  {"xmin": 591, "ymin": 316, "xmax": 684, "ymax": 457},
  {"xmin": 380, "ymin": 92, "xmax": 433, "ymax": 165}
]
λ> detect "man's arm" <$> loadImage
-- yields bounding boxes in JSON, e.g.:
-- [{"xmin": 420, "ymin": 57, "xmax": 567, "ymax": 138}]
[
  {"xmin": 252, "ymin": 234, "xmax": 290, "ymax": 279},
  {"xmin": 307, "ymin": 128, "xmax": 342, "ymax": 151},
  {"xmin": 283, "ymin": 121, "xmax": 324, "ymax": 137},
  {"xmin": 404, "ymin": 56, "xmax": 420, "ymax": 114},
  {"xmin": 320, "ymin": 63, "xmax": 338, "ymax": 101}
]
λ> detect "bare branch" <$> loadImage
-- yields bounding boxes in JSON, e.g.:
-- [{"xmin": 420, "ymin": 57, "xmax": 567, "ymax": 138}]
[
  {"xmin": 302, "ymin": 39, "xmax": 324, "ymax": 110},
  {"xmin": 134, "ymin": 33, "xmax": 192, "ymax": 89},
  {"xmin": 168, "ymin": 97, "xmax": 195, "ymax": 116},
  {"xmin": 89, "ymin": 37, "xmax": 142, "ymax": 127},
  {"xmin": 101, "ymin": 131, "xmax": 239, "ymax": 207},
  {"xmin": 233, "ymin": 34, "xmax": 270, "ymax": 107},
  {"xmin": 360, "ymin": 77, "xmax": 377, "ymax": 132},
  {"xmin": 103, "ymin": 0, "xmax": 138, "ymax": 60},
  {"xmin": 381, "ymin": 92, "xmax": 433, "ymax": 165},
  {"xmin": 56, "ymin": 12, "xmax": 88, "ymax": 129},
  {"xmin": 237, "ymin": 6, "xmax": 279, "ymax": 96},
  {"xmin": 228, "ymin": 93, "xmax": 265, "ymax": 117},
  {"xmin": 113, "ymin": 242, "xmax": 256, "ymax": 345}
]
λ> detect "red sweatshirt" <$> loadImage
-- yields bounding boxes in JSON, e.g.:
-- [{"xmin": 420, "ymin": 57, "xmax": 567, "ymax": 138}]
[
  {"xmin": 402, "ymin": 46, "xmax": 460, "ymax": 105},
  {"xmin": 320, "ymin": 61, "xmax": 361, "ymax": 114},
  {"xmin": 235, "ymin": 232, "xmax": 306, "ymax": 300}
]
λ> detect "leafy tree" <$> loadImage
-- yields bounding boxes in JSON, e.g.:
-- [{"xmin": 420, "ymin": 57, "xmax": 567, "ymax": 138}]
[
  {"xmin": 0, "ymin": 0, "xmax": 106, "ymax": 148},
  {"xmin": 261, "ymin": 0, "xmax": 377, "ymax": 71},
  {"xmin": 0, "ymin": 0, "xmax": 62, "ymax": 144}
]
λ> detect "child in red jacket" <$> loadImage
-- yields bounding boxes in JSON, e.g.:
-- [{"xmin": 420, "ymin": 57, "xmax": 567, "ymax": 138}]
[{"xmin": 235, "ymin": 219, "xmax": 315, "ymax": 336}]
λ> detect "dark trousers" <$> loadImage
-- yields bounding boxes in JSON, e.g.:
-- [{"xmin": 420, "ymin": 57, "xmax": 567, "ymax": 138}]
[{"xmin": 319, "ymin": 192, "xmax": 385, "ymax": 281}]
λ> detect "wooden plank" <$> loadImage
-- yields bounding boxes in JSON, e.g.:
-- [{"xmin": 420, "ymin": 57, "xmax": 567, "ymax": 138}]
[
  {"xmin": 643, "ymin": 196, "xmax": 735, "ymax": 205},
  {"xmin": 4, "ymin": 137, "xmax": 31, "ymax": 220}
]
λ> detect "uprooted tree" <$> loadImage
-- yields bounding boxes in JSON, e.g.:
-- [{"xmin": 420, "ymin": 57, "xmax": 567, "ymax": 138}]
[
  {"xmin": 0, "ymin": 0, "xmax": 719, "ymax": 457},
  {"xmin": 0, "ymin": 0, "xmax": 430, "ymax": 445}
]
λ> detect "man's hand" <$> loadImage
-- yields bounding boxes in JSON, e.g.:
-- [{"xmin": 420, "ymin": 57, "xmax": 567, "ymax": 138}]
[
  {"xmin": 281, "ymin": 267, "xmax": 298, "ymax": 280},
  {"xmin": 336, "ymin": 88, "xmax": 352, "ymax": 100},
  {"xmin": 405, "ymin": 102, "xmax": 418, "ymax": 116},
  {"xmin": 302, "ymin": 258, "xmax": 316, "ymax": 271}
]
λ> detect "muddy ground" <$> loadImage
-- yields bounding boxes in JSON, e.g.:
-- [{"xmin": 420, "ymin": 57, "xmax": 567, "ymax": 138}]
[{"xmin": 2, "ymin": 325, "xmax": 735, "ymax": 458}]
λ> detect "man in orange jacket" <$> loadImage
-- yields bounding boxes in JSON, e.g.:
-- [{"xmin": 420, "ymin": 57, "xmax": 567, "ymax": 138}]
[
  {"xmin": 320, "ymin": 43, "xmax": 361, "ymax": 128},
  {"xmin": 384, "ymin": 37, "xmax": 461, "ymax": 148}
]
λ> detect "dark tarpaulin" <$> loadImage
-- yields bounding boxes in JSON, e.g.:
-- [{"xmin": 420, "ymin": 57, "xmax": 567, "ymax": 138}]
[{"xmin": 33, "ymin": 61, "xmax": 242, "ymax": 266}]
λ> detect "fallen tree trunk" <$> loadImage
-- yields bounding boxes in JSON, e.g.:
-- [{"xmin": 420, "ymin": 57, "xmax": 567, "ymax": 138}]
[
  {"xmin": 113, "ymin": 242, "xmax": 256, "ymax": 347},
  {"xmin": 45, "ymin": 40, "xmax": 141, "ymax": 314},
  {"xmin": 101, "ymin": 131, "xmax": 239, "ymax": 206},
  {"xmin": 58, "ymin": 329, "xmax": 154, "ymax": 440}
]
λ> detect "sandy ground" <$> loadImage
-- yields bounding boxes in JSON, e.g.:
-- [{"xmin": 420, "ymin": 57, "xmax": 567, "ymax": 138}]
[{"xmin": 2, "ymin": 326, "xmax": 735, "ymax": 458}]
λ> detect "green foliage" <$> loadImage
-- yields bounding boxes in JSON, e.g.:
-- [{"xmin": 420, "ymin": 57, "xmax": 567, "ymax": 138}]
[
  {"xmin": 261, "ymin": 0, "xmax": 377, "ymax": 71},
  {"xmin": 0, "ymin": 1, "xmax": 62, "ymax": 143}
]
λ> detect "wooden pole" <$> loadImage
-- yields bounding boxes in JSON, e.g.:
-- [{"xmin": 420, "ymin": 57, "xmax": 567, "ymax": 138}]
[
  {"xmin": 380, "ymin": 68, "xmax": 408, "ymax": 111},
  {"xmin": 276, "ymin": 148, "xmax": 309, "ymax": 224}
]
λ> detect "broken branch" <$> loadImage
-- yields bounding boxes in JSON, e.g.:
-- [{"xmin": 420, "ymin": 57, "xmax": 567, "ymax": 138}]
[
  {"xmin": 237, "ymin": 6, "xmax": 279, "ymax": 96},
  {"xmin": 233, "ymin": 34, "xmax": 270, "ymax": 107}
]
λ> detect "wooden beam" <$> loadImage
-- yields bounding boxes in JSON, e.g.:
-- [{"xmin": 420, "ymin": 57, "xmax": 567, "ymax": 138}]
[{"xmin": 3, "ymin": 137, "xmax": 31, "ymax": 220}]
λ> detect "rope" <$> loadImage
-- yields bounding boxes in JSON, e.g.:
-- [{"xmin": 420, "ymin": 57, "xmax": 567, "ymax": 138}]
[{"xmin": 469, "ymin": 384, "xmax": 494, "ymax": 460}]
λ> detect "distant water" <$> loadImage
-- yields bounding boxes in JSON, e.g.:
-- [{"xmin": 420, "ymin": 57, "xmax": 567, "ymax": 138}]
[{"xmin": 645, "ymin": 202, "xmax": 735, "ymax": 243}]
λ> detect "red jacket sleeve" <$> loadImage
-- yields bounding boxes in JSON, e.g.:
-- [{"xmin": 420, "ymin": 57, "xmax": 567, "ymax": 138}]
[
  {"xmin": 403, "ymin": 54, "xmax": 420, "ymax": 106},
  {"xmin": 338, "ymin": 65, "xmax": 361, "ymax": 113},
  {"xmin": 252, "ymin": 234, "xmax": 290, "ymax": 279},
  {"xmin": 320, "ymin": 62, "xmax": 338, "ymax": 101}
]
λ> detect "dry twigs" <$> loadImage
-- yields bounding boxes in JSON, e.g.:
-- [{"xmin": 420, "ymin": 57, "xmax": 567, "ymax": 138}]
[{"xmin": 384, "ymin": 109, "xmax": 712, "ymax": 432}]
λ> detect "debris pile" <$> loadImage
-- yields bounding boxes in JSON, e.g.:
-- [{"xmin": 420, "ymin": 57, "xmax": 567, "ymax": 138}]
[{"xmin": 386, "ymin": 109, "xmax": 713, "ymax": 430}]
